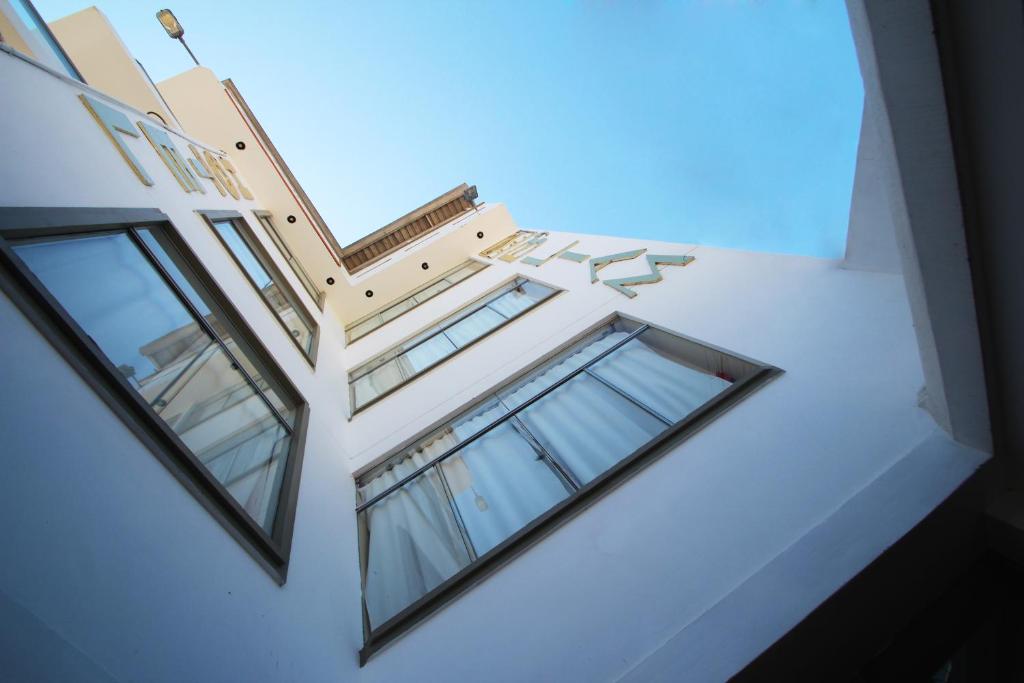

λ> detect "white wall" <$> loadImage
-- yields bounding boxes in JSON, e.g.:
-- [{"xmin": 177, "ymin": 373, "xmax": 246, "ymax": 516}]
[{"xmin": 0, "ymin": 43, "xmax": 983, "ymax": 683}]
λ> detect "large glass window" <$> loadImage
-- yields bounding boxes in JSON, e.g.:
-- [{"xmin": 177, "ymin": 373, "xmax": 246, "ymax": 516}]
[
  {"xmin": 346, "ymin": 259, "xmax": 488, "ymax": 343},
  {"xmin": 253, "ymin": 211, "xmax": 324, "ymax": 311},
  {"xmin": 205, "ymin": 215, "xmax": 318, "ymax": 363},
  {"xmin": 3, "ymin": 212, "xmax": 307, "ymax": 581},
  {"xmin": 348, "ymin": 277, "xmax": 558, "ymax": 412},
  {"xmin": 355, "ymin": 317, "xmax": 779, "ymax": 646}
]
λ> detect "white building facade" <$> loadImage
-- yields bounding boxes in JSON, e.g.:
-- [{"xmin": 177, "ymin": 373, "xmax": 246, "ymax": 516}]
[{"xmin": 0, "ymin": 2, "xmax": 1003, "ymax": 681}]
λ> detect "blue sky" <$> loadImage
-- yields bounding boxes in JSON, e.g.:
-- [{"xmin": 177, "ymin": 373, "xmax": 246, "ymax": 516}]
[{"xmin": 38, "ymin": 1, "xmax": 863, "ymax": 257}]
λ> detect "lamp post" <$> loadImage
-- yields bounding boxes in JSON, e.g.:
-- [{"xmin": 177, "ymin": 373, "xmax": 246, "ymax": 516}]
[{"xmin": 156, "ymin": 9, "xmax": 199, "ymax": 66}]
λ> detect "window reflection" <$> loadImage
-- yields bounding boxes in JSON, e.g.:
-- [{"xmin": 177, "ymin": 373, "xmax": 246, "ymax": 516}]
[
  {"xmin": 348, "ymin": 278, "xmax": 558, "ymax": 411},
  {"xmin": 4, "ymin": 0, "xmax": 83, "ymax": 80},
  {"xmin": 356, "ymin": 319, "xmax": 754, "ymax": 631},
  {"xmin": 211, "ymin": 219, "xmax": 315, "ymax": 357},
  {"xmin": 13, "ymin": 230, "xmax": 293, "ymax": 532}
]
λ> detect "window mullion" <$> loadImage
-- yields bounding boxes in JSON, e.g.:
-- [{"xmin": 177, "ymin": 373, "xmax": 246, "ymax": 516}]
[
  {"xmin": 128, "ymin": 227, "xmax": 293, "ymax": 432},
  {"xmin": 354, "ymin": 325, "xmax": 649, "ymax": 511},
  {"xmin": 434, "ymin": 463, "xmax": 479, "ymax": 561},
  {"xmin": 505, "ymin": 411, "xmax": 581, "ymax": 491},
  {"xmin": 440, "ymin": 329, "xmax": 459, "ymax": 350},
  {"xmin": 582, "ymin": 367, "xmax": 674, "ymax": 426},
  {"xmin": 146, "ymin": 338, "xmax": 216, "ymax": 410},
  {"xmin": 485, "ymin": 302, "xmax": 509, "ymax": 320}
]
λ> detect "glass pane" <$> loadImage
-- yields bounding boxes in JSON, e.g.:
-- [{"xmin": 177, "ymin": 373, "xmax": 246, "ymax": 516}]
[
  {"xmin": 351, "ymin": 359, "xmax": 405, "ymax": 408},
  {"xmin": 411, "ymin": 279, "xmax": 450, "ymax": 303},
  {"xmin": 399, "ymin": 333, "xmax": 456, "ymax": 374},
  {"xmin": 349, "ymin": 277, "xmax": 555, "ymax": 410},
  {"xmin": 256, "ymin": 215, "xmax": 322, "ymax": 306},
  {"xmin": 440, "ymin": 422, "xmax": 571, "ymax": 556},
  {"xmin": 200, "ymin": 417, "xmax": 290, "ymax": 532},
  {"xmin": 213, "ymin": 220, "xmax": 273, "ymax": 288},
  {"xmin": 347, "ymin": 316, "xmax": 381, "ymax": 342},
  {"xmin": 487, "ymin": 280, "xmax": 553, "ymax": 319},
  {"xmin": 361, "ymin": 468, "xmax": 471, "ymax": 629},
  {"xmin": 357, "ymin": 401, "xmax": 508, "ymax": 504},
  {"xmin": 135, "ymin": 228, "xmax": 292, "ymax": 424},
  {"xmin": 448, "ymin": 261, "xmax": 485, "ymax": 284},
  {"xmin": 268, "ymin": 283, "xmax": 314, "ymax": 353},
  {"xmin": 7, "ymin": 0, "xmax": 80, "ymax": 79},
  {"xmin": 346, "ymin": 260, "xmax": 487, "ymax": 343},
  {"xmin": 498, "ymin": 326, "xmax": 623, "ymax": 410},
  {"xmin": 14, "ymin": 232, "xmax": 291, "ymax": 533},
  {"xmin": 212, "ymin": 220, "xmax": 314, "ymax": 356},
  {"xmin": 379, "ymin": 297, "xmax": 418, "ymax": 324},
  {"xmin": 255, "ymin": 215, "xmax": 291, "ymax": 258},
  {"xmin": 516, "ymin": 373, "xmax": 665, "ymax": 484},
  {"xmin": 589, "ymin": 337, "xmax": 732, "ymax": 423},
  {"xmin": 444, "ymin": 306, "xmax": 505, "ymax": 348}
]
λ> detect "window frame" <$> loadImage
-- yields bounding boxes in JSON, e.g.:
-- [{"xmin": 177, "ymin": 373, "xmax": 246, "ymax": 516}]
[
  {"xmin": 353, "ymin": 313, "xmax": 782, "ymax": 663},
  {"xmin": 344, "ymin": 258, "xmax": 490, "ymax": 344},
  {"xmin": 199, "ymin": 210, "xmax": 320, "ymax": 367},
  {"xmin": 0, "ymin": 206, "xmax": 309, "ymax": 584},
  {"xmin": 347, "ymin": 276, "xmax": 562, "ymax": 414},
  {"xmin": 251, "ymin": 209, "xmax": 325, "ymax": 312},
  {"xmin": 4, "ymin": 0, "xmax": 86, "ymax": 82}
]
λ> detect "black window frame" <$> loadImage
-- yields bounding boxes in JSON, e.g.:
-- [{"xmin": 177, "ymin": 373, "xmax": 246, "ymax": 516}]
[
  {"xmin": 353, "ymin": 313, "xmax": 782, "ymax": 663},
  {"xmin": 198, "ymin": 210, "xmax": 320, "ymax": 367},
  {"xmin": 0, "ymin": 206, "xmax": 310, "ymax": 584}
]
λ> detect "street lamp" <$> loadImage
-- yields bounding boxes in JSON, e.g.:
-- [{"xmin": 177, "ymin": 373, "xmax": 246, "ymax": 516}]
[{"xmin": 156, "ymin": 9, "xmax": 199, "ymax": 66}]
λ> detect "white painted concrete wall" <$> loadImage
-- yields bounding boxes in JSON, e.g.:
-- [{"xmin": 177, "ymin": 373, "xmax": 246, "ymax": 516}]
[
  {"xmin": 0, "ymin": 40, "xmax": 984, "ymax": 683},
  {"xmin": 843, "ymin": 98, "xmax": 902, "ymax": 274}
]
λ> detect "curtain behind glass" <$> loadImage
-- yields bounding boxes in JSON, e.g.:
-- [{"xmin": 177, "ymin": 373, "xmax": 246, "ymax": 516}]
[
  {"xmin": 590, "ymin": 337, "xmax": 731, "ymax": 422},
  {"xmin": 516, "ymin": 373, "xmax": 666, "ymax": 483},
  {"xmin": 440, "ymin": 422, "xmax": 571, "ymax": 555},
  {"xmin": 358, "ymin": 402, "xmax": 507, "ymax": 626},
  {"xmin": 356, "ymin": 322, "xmax": 741, "ymax": 628},
  {"xmin": 361, "ymin": 463, "xmax": 471, "ymax": 629}
]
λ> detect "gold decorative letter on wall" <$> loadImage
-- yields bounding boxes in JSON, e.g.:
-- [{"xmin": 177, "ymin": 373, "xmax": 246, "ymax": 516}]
[
  {"xmin": 187, "ymin": 144, "xmax": 225, "ymax": 196},
  {"xmin": 137, "ymin": 122, "xmax": 201, "ymax": 193},
  {"xmin": 203, "ymin": 150, "xmax": 240, "ymax": 200},
  {"xmin": 79, "ymin": 94, "xmax": 153, "ymax": 186},
  {"xmin": 220, "ymin": 157, "xmax": 254, "ymax": 200}
]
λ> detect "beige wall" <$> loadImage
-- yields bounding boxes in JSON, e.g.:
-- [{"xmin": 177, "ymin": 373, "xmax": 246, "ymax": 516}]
[
  {"xmin": 158, "ymin": 67, "xmax": 519, "ymax": 324},
  {"xmin": 49, "ymin": 6, "xmax": 177, "ymax": 129},
  {"xmin": 0, "ymin": 0, "xmax": 36, "ymax": 57},
  {"xmin": 158, "ymin": 67, "xmax": 344, "ymax": 306}
]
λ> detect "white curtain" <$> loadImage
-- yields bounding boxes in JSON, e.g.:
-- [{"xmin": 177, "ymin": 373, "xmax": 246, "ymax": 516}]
[
  {"xmin": 359, "ymin": 403, "xmax": 505, "ymax": 628},
  {"xmin": 444, "ymin": 307, "xmax": 506, "ymax": 347},
  {"xmin": 399, "ymin": 334, "xmax": 457, "ymax": 374},
  {"xmin": 516, "ymin": 373, "xmax": 666, "ymax": 483},
  {"xmin": 360, "ymin": 452, "xmax": 469, "ymax": 629},
  {"xmin": 499, "ymin": 329, "xmax": 626, "ymax": 409},
  {"xmin": 589, "ymin": 340, "xmax": 730, "ymax": 422},
  {"xmin": 359, "ymin": 327, "xmax": 733, "ymax": 626},
  {"xmin": 351, "ymin": 360, "xmax": 406, "ymax": 408},
  {"xmin": 440, "ymin": 422, "xmax": 571, "ymax": 555}
]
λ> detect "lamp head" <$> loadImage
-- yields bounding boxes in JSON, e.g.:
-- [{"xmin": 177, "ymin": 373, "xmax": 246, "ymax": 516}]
[{"xmin": 156, "ymin": 9, "xmax": 184, "ymax": 39}]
